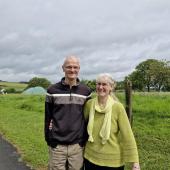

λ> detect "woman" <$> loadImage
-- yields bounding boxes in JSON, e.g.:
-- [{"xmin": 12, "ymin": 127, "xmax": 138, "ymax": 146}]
[{"xmin": 84, "ymin": 73, "xmax": 140, "ymax": 170}]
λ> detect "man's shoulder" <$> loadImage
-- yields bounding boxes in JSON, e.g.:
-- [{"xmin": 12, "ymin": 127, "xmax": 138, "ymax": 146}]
[
  {"xmin": 47, "ymin": 82, "xmax": 60, "ymax": 94},
  {"xmin": 77, "ymin": 83, "xmax": 92, "ymax": 97},
  {"xmin": 79, "ymin": 83, "xmax": 91, "ymax": 92}
]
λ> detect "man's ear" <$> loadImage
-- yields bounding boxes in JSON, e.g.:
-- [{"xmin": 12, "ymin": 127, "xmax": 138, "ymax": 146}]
[{"xmin": 62, "ymin": 65, "xmax": 65, "ymax": 72}]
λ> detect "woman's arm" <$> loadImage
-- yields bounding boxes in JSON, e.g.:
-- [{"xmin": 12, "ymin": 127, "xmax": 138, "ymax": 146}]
[{"xmin": 117, "ymin": 102, "xmax": 139, "ymax": 163}]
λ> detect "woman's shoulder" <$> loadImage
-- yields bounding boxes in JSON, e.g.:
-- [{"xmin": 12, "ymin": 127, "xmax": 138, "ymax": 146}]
[
  {"xmin": 112, "ymin": 100, "xmax": 125, "ymax": 111},
  {"xmin": 112, "ymin": 100, "xmax": 123, "ymax": 106},
  {"xmin": 85, "ymin": 98, "xmax": 95, "ymax": 106}
]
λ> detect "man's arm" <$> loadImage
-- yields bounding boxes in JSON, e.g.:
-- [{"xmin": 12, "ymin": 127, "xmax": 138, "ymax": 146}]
[{"xmin": 44, "ymin": 93, "xmax": 53, "ymax": 144}]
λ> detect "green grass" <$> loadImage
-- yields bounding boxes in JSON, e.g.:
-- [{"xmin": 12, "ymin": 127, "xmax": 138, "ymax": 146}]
[
  {"xmin": 0, "ymin": 93, "xmax": 170, "ymax": 169},
  {"xmin": 132, "ymin": 93, "xmax": 170, "ymax": 170},
  {"xmin": 0, "ymin": 94, "xmax": 48, "ymax": 169},
  {"xmin": 0, "ymin": 81, "xmax": 27, "ymax": 92}
]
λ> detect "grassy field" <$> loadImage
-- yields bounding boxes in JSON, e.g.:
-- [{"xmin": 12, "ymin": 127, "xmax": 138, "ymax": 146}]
[
  {"xmin": 130, "ymin": 93, "xmax": 170, "ymax": 169},
  {"xmin": 0, "ymin": 93, "xmax": 170, "ymax": 169},
  {"xmin": 0, "ymin": 94, "xmax": 47, "ymax": 169},
  {"xmin": 0, "ymin": 81, "xmax": 28, "ymax": 92}
]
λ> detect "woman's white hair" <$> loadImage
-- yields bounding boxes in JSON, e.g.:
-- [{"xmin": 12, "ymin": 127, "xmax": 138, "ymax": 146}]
[
  {"xmin": 96, "ymin": 73, "xmax": 119, "ymax": 101},
  {"xmin": 96, "ymin": 73, "xmax": 116, "ymax": 89}
]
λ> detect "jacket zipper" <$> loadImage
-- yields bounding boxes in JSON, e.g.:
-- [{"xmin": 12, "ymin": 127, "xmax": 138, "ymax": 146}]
[{"xmin": 69, "ymin": 87, "xmax": 72, "ymax": 101}]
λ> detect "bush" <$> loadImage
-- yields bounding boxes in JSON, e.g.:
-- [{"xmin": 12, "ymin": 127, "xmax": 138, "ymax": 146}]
[
  {"xmin": 26, "ymin": 77, "xmax": 51, "ymax": 89},
  {"xmin": 6, "ymin": 88, "xmax": 16, "ymax": 93}
]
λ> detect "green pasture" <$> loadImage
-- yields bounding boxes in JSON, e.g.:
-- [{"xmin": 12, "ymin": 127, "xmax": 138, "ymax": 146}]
[
  {"xmin": 0, "ymin": 81, "xmax": 27, "ymax": 92},
  {"xmin": 0, "ymin": 93, "xmax": 170, "ymax": 169}
]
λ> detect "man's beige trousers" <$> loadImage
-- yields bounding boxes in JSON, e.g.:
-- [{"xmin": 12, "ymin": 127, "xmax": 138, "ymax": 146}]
[{"xmin": 48, "ymin": 144, "xmax": 84, "ymax": 170}]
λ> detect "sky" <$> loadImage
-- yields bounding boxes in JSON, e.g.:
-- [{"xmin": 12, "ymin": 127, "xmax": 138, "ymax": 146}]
[{"xmin": 0, "ymin": 0, "xmax": 170, "ymax": 83}]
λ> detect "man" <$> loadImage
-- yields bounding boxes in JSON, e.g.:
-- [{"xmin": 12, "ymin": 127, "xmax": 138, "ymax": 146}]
[{"xmin": 45, "ymin": 56, "xmax": 91, "ymax": 170}]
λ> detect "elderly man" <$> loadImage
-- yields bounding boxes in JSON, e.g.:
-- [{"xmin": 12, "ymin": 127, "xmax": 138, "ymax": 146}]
[{"xmin": 45, "ymin": 56, "xmax": 91, "ymax": 170}]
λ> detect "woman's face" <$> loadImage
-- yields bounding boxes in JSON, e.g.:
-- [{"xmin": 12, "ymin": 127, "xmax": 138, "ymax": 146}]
[{"xmin": 96, "ymin": 78, "xmax": 112, "ymax": 98}]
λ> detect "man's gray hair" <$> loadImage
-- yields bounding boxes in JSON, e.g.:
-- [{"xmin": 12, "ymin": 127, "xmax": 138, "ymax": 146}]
[{"xmin": 63, "ymin": 55, "xmax": 80, "ymax": 66}]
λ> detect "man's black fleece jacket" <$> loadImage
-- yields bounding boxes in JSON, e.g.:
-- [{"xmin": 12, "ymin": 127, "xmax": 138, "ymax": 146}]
[{"xmin": 44, "ymin": 77, "xmax": 91, "ymax": 148}]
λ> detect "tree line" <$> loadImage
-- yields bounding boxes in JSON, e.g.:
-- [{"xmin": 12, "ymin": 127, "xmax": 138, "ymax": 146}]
[
  {"xmin": 26, "ymin": 59, "xmax": 170, "ymax": 92},
  {"xmin": 81, "ymin": 59, "xmax": 170, "ymax": 92},
  {"xmin": 127, "ymin": 59, "xmax": 170, "ymax": 92}
]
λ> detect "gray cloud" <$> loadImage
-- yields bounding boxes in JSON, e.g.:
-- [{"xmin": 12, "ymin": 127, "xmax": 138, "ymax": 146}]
[{"xmin": 0, "ymin": 0, "xmax": 170, "ymax": 82}]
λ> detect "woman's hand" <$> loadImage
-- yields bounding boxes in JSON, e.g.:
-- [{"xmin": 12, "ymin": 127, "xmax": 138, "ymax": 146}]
[{"xmin": 132, "ymin": 162, "xmax": 140, "ymax": 170}]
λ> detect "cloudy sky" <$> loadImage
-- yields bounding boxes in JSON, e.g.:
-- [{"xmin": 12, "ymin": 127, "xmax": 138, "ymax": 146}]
[{"xmin": 0, "ymin": 0, "xmax": 170, "ymax": 83}]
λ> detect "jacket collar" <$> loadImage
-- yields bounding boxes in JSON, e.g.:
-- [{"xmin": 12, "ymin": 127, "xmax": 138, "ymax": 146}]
[{"xmin": 61, "ymin": 77, "xmax": 80, "ymax": 87}]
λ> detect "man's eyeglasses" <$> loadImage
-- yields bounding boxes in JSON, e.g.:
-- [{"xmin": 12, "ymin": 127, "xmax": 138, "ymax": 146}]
[{"xmin": 65, "ymin": 66, "xmax": 79, "ymax": 70}]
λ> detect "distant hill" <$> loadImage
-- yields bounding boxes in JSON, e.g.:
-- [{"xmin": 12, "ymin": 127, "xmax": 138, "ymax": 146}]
[
  {"xmin": 0, "ymin": 81, "xmax": 28, "ymax": 92},
  {"xmin": 19, "ymin": 81, "xmax": 28, "ymax": 84}
]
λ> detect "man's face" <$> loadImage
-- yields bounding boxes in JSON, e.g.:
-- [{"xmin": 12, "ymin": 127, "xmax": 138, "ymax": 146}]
[{"xmin": 62, "ymin": 58, "xmax": 80, "ymax": 81}]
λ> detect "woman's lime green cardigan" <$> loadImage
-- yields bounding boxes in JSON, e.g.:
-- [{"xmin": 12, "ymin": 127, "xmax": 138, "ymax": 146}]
[{"xmin": 84, "ymin": 99, "xmax": 139, "ymax": 167}]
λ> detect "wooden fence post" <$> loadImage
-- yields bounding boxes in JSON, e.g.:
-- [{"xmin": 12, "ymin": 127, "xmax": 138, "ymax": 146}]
[{"xmin": 125, "ymin": 80, "xmax": 133, "ymax": 126}]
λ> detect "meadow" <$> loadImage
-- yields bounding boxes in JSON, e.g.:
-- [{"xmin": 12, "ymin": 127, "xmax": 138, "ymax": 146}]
[
  {"xmin": 0, "ymin": 81, "xmax": 28, "ymax": 92},
  {"xmin": 0, "ymin": 93, "xmax": 170, "ymax": 170}
]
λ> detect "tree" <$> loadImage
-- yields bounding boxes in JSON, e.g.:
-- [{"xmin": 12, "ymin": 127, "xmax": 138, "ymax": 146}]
[
  {"xmin": 81, "ymin": 79, "xmax": 96, "ymax": 91},
  {"xmin": 116, "ymin": 81, "xmax": 126, "ymax": 91},
  {"xmin": 135, "ymin": 59, "xmax": 155, "ymax": 92},
  {"xmin": 128, "ymin": 59, "xmax": 170, "ymax": 92},
  {"xmin": 127, "ymin": 71, "xmax": 145, "ymax": 91},
  {"xmin": 27, "ymin": 77, "xmax": 51, "ymax": 89},
  {"xmin": 6, "ymin": 88, "xmax": 16, "ymax": 93},
  {"xmin": 162, "ymin": 61, "xmax": 170, "ymax": 91},
  {"xmin": 152, "ymin": 60, "xmax": 170, "ymax": 91}
]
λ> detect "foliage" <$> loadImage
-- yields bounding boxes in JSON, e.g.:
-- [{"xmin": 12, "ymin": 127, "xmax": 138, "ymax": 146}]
[
  {"xmin": 0, "ymin": 93, "xmax": 170, "ymax": 169},
  {"xmin": 81, "ymin": 79, "xmax": 125, "ymax": 92},
  {"xmin": 163, "ymin": 78, "xmax": 170, "ymax": 91},
  {"xmin": 128, "ymin": 59, "xmax": 170, "ymax": 92},
  {"xmin": 162, "ymin": 62, "xmax": 170, "ymax": 91},
  {"xmin": 26, "ymin": 77, "xmax": 51, "ymax": 89},
  {"xmin": 81, "ymin": 79, "xmax": 96, "ymax": 91},
  {"xmin": 6, "ymin": 88, "xmax": 16, "ymax": 93},
  {"xmin": 115, "ymin": 81, "xmax": 125, "ymax": 91}
]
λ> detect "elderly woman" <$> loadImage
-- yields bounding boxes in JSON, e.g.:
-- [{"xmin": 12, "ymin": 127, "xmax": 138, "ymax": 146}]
[{"xmin": 84, "ymin": 73, "xmax": 140, "ymax": 170}]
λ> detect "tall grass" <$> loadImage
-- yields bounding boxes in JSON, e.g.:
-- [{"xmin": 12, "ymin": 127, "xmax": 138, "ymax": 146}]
[{"xmin": 0, "ymin": 93, "xmax": 170, "ymax": 169}]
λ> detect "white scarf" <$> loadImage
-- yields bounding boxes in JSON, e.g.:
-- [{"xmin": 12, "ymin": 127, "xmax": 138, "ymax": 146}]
[{"xmin": 87, "ymin": 95, "xmax": 114, "ymax": 144}]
